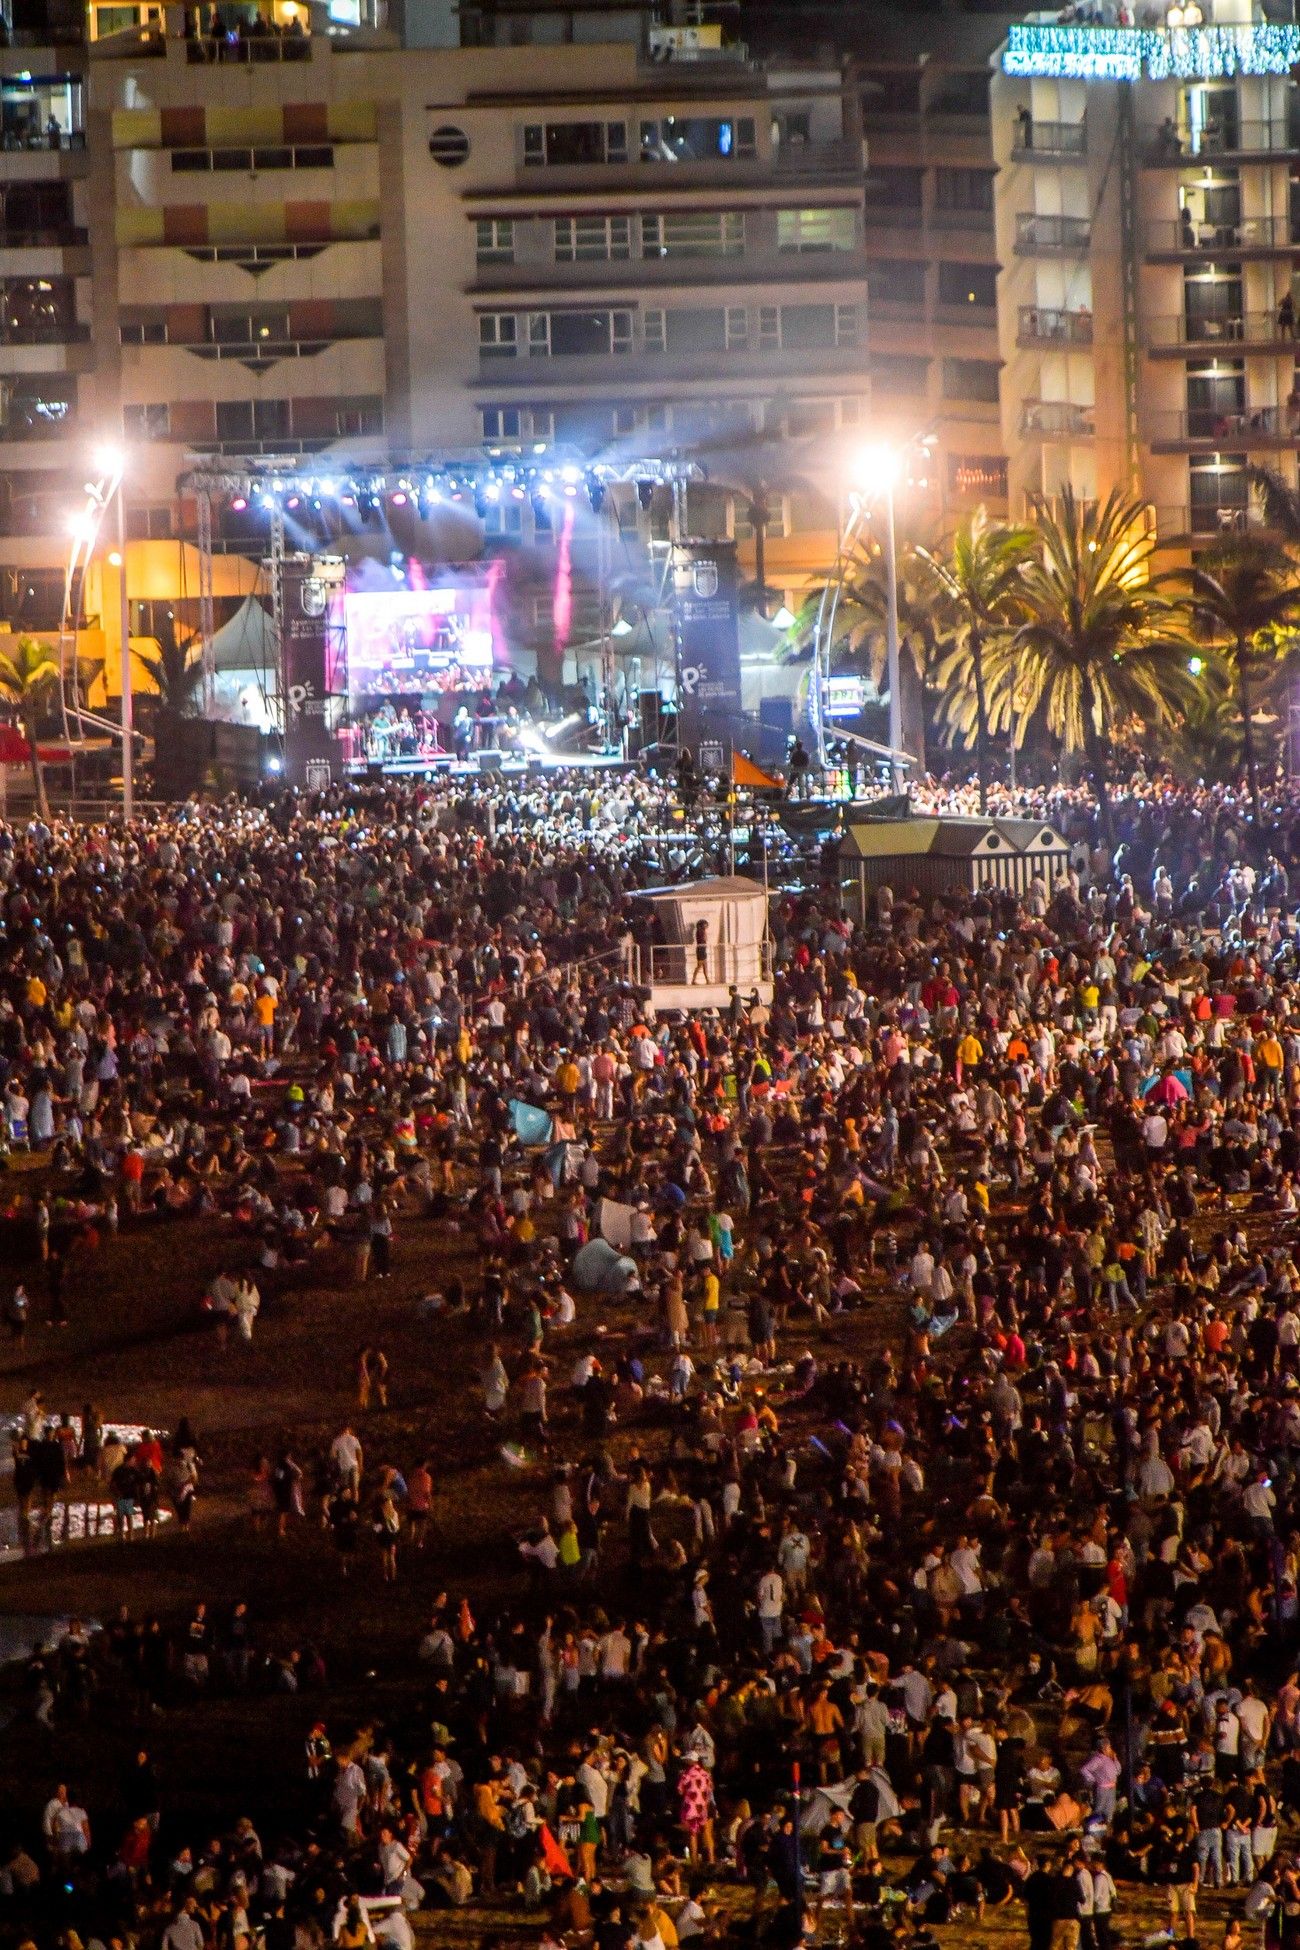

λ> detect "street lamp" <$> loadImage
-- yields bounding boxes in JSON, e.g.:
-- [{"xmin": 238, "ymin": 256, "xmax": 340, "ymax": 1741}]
[
  {"xmin": 853, "ymin": 442, "xmax": 905, "ymax": 792},
  {"xmin": 93, "ymin": 444, "xmax": 133, "ymax": 820}
]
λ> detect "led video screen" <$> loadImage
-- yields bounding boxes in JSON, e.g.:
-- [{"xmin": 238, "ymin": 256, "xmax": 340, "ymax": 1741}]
[{"xmin": 340, "ymin": 586, "xmax": 497, "ymax": 702}]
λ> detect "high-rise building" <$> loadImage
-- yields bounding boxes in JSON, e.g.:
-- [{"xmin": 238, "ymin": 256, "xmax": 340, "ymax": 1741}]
[
  {"xmin": 992, "ymin": 1, "xmax": 1300, "ymax": 547},
  {"xmin": 0, "ymin": 0, "xmax": 872, "ymax": 704}
]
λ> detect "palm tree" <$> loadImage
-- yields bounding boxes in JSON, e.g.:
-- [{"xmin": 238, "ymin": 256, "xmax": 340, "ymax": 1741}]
[
  {"xmin": 793, "ymin": 532, "xmax": 953, "ymax": 774},
  {"xmin": 137, "ymin": 610, "xmax": 202, "ymax": 722},
  {"xmin": 916, "ymin": 507, "xmax": 1036, "ymax": 813},
  {"xmin": 981, "ymin": 488, "xmax": 1193, "ymax": 848},
  {"xmin": 0, "ymin": 634, "xmax": 60, "ymax": 818},
  {"xmin": 1178, "ymin": 537, "xmax": 1300, "ymax": 833}
]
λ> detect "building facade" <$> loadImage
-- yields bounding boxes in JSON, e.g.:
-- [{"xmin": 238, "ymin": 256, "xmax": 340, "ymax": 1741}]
[
  {"xmin": 992, "ymin": 3, "xmax": 1300, "ymax": 547},
  {"xmin": 0, "ymin": 0, "xmax": 874, "ymax": 692}
]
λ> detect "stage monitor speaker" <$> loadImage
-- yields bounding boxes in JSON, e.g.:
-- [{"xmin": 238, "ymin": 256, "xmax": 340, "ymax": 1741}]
[
  {"xmin": 477, "ymin": 750, "xmax": 503, "ymax": 772},
  {"xmin": 366, "ymin": 762, "xmax": 385, "ymax": 779}
]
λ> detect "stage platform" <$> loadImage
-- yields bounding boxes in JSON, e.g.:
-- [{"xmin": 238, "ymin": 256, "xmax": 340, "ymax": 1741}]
[{"xmin": 342, "ymin": 749, "xmax": 627, "ymax": 777}]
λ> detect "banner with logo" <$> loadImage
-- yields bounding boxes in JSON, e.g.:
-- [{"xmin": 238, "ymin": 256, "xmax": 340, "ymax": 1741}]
[
  {"xmin": 282, "ymin": 560, "xmax": 336, "ymax": 785},
  {"xmin": 674, "ymin": 539, "xmax": 744, "ymax": 760}
]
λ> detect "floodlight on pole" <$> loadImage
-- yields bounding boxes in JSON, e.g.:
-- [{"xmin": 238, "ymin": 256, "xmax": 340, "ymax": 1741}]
[{"xmin": 852, "ymin": 442, "xmax": 904, "ymax": 792}]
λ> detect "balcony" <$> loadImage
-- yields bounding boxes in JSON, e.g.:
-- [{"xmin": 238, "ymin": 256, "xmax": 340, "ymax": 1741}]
[
  {"xmin": 184, "ymin": 29, "xmax": 312, "ymax": 61},
  {"xmin": 1146, "ymin": 214, "xmax": 1300, "ymax": 257},
  {"xmin": 1017, "ymin": 304, "xmax": 1093, "ymax": 347},
  {"xmin": 1148, "ymin": 403, "xmax": 1295, "ymax": 447},
  {"xmin": 1142, "ymin": 119, "xmax": 1300, "ymax": 163},
  {"xmin": 1146, "ymin": 310, "xmax": 1300, "ymax": 353},
  {"xmin": 772, "ymin": 136, "xmax": 861, "ymax": 177},
  {"xmin": 1011, "ymin": 119, "xmax": 1087, "ymax": 160},
  {"xmin": 1020, "ymin": 398, "xmax": 1094, "ymax": 438},
  {"xmin": 1153, "ymin": 500, "xmax": 1270, "ymax": 543},
  {"xmin": 929, "ymin": 205, "xmax": 995, "ymax": 231},
  {"xmin": 1015, "ymin": 213, "xmax": 1090, "ymax": 254},
  {"xmin": 862, "ymin": 203, "xmax": 925, "ymax": 229},
  {"xmin": 476, "ymin": 343, "xmax": 867, "ymax": 387}
]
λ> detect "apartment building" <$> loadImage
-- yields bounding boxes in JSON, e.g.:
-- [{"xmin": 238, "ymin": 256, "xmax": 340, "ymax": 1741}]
[
  {"xmin": 853, "ymin": 13, "xmax": 1014, "ymax": 524},
  {"xmin": 0, "ymin": 0, "xmax": 871, "ymax": 677},
  {"xmin": 992, "ymin": 1, "xmax": 1300, "ymax": 548}
]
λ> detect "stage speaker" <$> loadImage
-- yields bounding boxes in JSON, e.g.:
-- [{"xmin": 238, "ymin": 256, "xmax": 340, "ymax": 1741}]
[
  {"xmin": 639, "ymin": 689, "xmax": 661, "ymax": 745},
  {"xmin": 477, "ymin": 750, "xmax": 503, "ymax": 772},
  {"xmin": 366, "ymin": 761, "xmax": 385, "ymax": 779}
]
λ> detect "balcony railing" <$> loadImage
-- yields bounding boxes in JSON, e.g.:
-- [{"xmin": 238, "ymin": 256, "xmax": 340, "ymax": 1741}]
[
  {"xmin": 185, "ymin": 30, "xmax": 311, "ymax": 60},
  {"xmin": 626, "ymin": 940, "xmax": 774, "ymax": 989},
  {"xmin": 0, "ymin": 320, "xmax": 89, "ymax": 345},
  {"xmin": 1015, "ymin": 213, "xmax": 1090, "ymax": 253},
  {"xmin": 1147, "ymin": 310, "xmax": 1300, "ymax": 349},
  {"xmin": 1146, "ymin": 214, "xmax": 1299, "ymax": 253},
  {"xmin": 1154, "ymin": 500, "xmax": 1269, "ymax": 541},
  {"xmin": 1020, "ymin": 398, "xmax": 1094, "ymax": 438},
  {"xmin": 1143, "ymin": 119, "xmax": 1300, "ymax": 161},
  {"xmin": 1018, "ymin": 304, "xmax": 1093, "ymax": 346},
  {"xmin": 0, "ymin": 226, "xmax": 89, "ymax": 249},
  {"xmin": 930, "ymin": 205, "xmax": 995, "ymax": 230},
  {"xmin": 1012, "ymin": 118, "xmax": 1087, "ymax": 159},
  {"xmin": 1148, "ymin": 403, "xmax": 1293, "ymax": 443},
  {"xmin": 772, "ymin": 136, "xmax": 860, "ymax": 176},
  {"xmin": 0, "ymin": 129, "xmax": 87, "ymax": 153}
]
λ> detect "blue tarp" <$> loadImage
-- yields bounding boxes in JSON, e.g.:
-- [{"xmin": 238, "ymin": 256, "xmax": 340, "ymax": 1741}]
[{"xmin": 510, "ymin": 1099, "xmax": 554, "ymax": 1147}]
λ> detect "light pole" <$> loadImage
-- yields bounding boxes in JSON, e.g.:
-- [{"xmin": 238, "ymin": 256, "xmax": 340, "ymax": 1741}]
[
  {"xmin": 92, "ymin": 445, "xmax": 132, "ymax": 817},
  {"xmin": 856, "ymin": 443, "xmax": 905, "ymax": 793}
]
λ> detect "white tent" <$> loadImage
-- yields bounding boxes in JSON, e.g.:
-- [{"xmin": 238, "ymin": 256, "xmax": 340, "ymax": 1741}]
[{"xmin": 207, "ymin": 596, "xmax": 280, "ymax": 730}]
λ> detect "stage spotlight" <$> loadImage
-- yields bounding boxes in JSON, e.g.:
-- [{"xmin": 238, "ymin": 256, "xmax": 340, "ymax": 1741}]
[
  {"xmin": 230, "ymin": 494, "xmax": 248, "ymax": 513},
  {"xmin": 311, "ymin": 497, "xmax": 323, "ymax": 512},
  {"xmin": 560, "ymin": 464, "xmax": 581, "ymax": 485},
  {"xmin": 485, "ymin": 481, "xmax": 502, "ymax": 502},
  {"xmin": 637, "ymin": 479, "xmax": 655, "ymax": 510},
  {"xmin": 260, "ymin": 493, "xmax": 275, "ymax": 511},
  {"xmin": 511, "ymin": 486, "xmax": 526, "ymax": 501},
  {"xmin": 341, "ymin": 494, "xmax": 357, "ymax": 508},
  {"xmin": 286, "ymin": 495, "xmax": 301, "ymax": 511},
  {"xmin": 391, "ymin": 490, "xmax": 409, "ymax": 508}
]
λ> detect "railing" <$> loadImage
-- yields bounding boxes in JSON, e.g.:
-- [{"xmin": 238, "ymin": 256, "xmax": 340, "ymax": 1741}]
[
  {"xmin": 0, "ymin": 129, "xmax": 87, "ymax": 154},
  {"xmin": 772, "ymin": 136, "xmax": 860, "ymax": 175},
  {"xmin": 1148, "ymin": 403, "xmax": 1292, "ymax": 442},
  {"xmin": 1012, "ymin": 118, "xmax": 1087, "ymax": 158},
  {"xmin": 930, "ymin": 205, "xmax": 995, "ymax": 229},
  {"xmin": 185, "ymin": 31, "xmax": 311, "ymax": 60},
  {"xmin": 628, "ymin": 940, "xmax": 774, "ymax": 990},
  {"xmin": 1146, "ymin": 214, "xmax": 1300, "ymax": 252},
  {"xmin": 862, "ymin": 202, "xmax": 924, "ymax": 227},
  {"xmin": 1143, "ymin": 119, "xmax": 1300, "ymax": 160},
  {"xmin": 0, "ymin": 414, "xmax": 76, "ymax": 441},
  {"xmin": 1147, "ymin": 310, "xmax": 1300, "ymax": 348},
  {"xmin": 1153, "ymin": 500, "xmax": 1269, "ymax": 541},
  {"xmin": 1015, "ymin": 212, "xmax": 1091, "ymax": 252},
  {"xmin": 0, "ymin": 321, "xmax": 89, "ymax": 344},
  {"xmin": 1020, "ymin": 398, "xmax": 1094, "ymax": 437},
  {"xmin": 0, "ymin": 226, "xmax": 88, "ymax": 249},
  {"xmin": 1018, "ymin": 304, "xmax": 1093, "ymax": 346}
]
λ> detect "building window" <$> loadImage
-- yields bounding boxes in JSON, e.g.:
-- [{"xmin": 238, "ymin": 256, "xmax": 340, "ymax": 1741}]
[
  {"xmin": 125, "ymin": 402, "xmax": 170, "ymax": 439},
  {"xmin": 948, "ymin": 452, "xmax": 1007, "ymax": 497},
  {"xmin": 643, "ymin": 308, "xmax": 666, "ymax": 352},
  {"xmin": 942, "ymin": 357, "xmax": 1000, "ymax": 402},
  {"xmin": 867, "ymin": 259, "xmax": 926, "ymax": 308},
  {"xmin": 476, "ymin": 218, "xmax": 515, "ymax": 264},
  {"xmin": 757, "ymin": 305, "xmax": 780, "ymax": 349},
  {"xmin": 523, "ymin": 121, "xmax": 626, "ymax": 166},
  {"xmin": 479, "ymin": 313, "xmax": 518, "ymax": 358},
  {"xmin": 934, "ymin": 167, "xmax": 994, "ymax": 212},
  {"xmin": 726, "ymin": 306, "xmax": 748, "ymax": 348},
  {"xmin": 872, "ymin": 354, "xmax": 929, "ymax": 396},
  {"xmin": 784, "ymin": 398, "xmax": 837, "ymax": 437},
  {"xmin": 640, "ymin": 211, "xmax": 745, "ymax": 258},
  {"xmin": 554, "ymin": 215, "xmax": 631, "ymax": 261},
  {"xmin": 834, "ymin": 304, "xmax": 859, "ymax": 346},
  {"xmin": 938, "ymin": 261, "xmax": 997, "ymax": 308},
  {"xmin": 863, "ymin": 166, "xmax": 923, "ymax": 215},
  {"xmin": 612, "ymin": 405, "xmax": 637, "ymax": 435},
  {"xmin": 172, "ymin": 145, "xmax": 335, "ymax": 172},
  {"xmin": 480, "ymin": 405, "xmax": 522, "ymax": 441},
  {"xmin": 776, "ymin": 208, "xmax": 856, "ymax": 253},
  {"xmin": 526, "ymin": 309, "xmax": 633, "ymax": 356},
  {"xmin": 639, "ymin": 116, "xmax": 755, "ymax": 162}
]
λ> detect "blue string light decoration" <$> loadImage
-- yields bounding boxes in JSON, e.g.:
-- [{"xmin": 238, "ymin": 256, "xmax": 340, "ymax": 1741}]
[{"xmin": 1002, "ymin": 20, "xmax": 1300, "ymax": 79}]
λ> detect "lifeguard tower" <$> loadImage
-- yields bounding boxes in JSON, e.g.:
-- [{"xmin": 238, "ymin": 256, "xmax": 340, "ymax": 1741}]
[{"xmin": 627, "ymin": 876, "xmax": 774, "ymax": 1015}]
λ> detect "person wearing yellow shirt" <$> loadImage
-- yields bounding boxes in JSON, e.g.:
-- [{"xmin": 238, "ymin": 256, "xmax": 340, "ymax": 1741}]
[
  {"xmin": 1257, "ymin": 1029, "xmax": 1285, "ymax": 1101},
  {"xmin": 25, "ymin": 974, "xmax": 45, "ymax": 1010},
  {"xmin": 956, "ymin": 1030, "xmax": 984, "ymax": 1081},
  {"xmin": 253, "ymin": 988, "xmax": 277, "ymax": 1055}
]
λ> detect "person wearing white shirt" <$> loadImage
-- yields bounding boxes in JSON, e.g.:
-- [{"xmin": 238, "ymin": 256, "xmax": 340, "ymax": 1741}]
[{"xmin": 756, "ymin": 1568, "xmax": 784, "ymax": 1652}]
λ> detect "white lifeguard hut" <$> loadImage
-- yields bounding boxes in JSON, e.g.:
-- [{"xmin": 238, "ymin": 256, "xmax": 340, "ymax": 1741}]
[{"xmin": 627, "ymin": 876, "xmax": 774, "ymax": 1014}]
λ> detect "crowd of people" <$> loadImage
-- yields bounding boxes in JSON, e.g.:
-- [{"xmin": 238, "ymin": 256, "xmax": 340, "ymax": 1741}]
[{"xmin": 6, "ymin": 764, "xmax": 1300, "ymax": 1950}]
